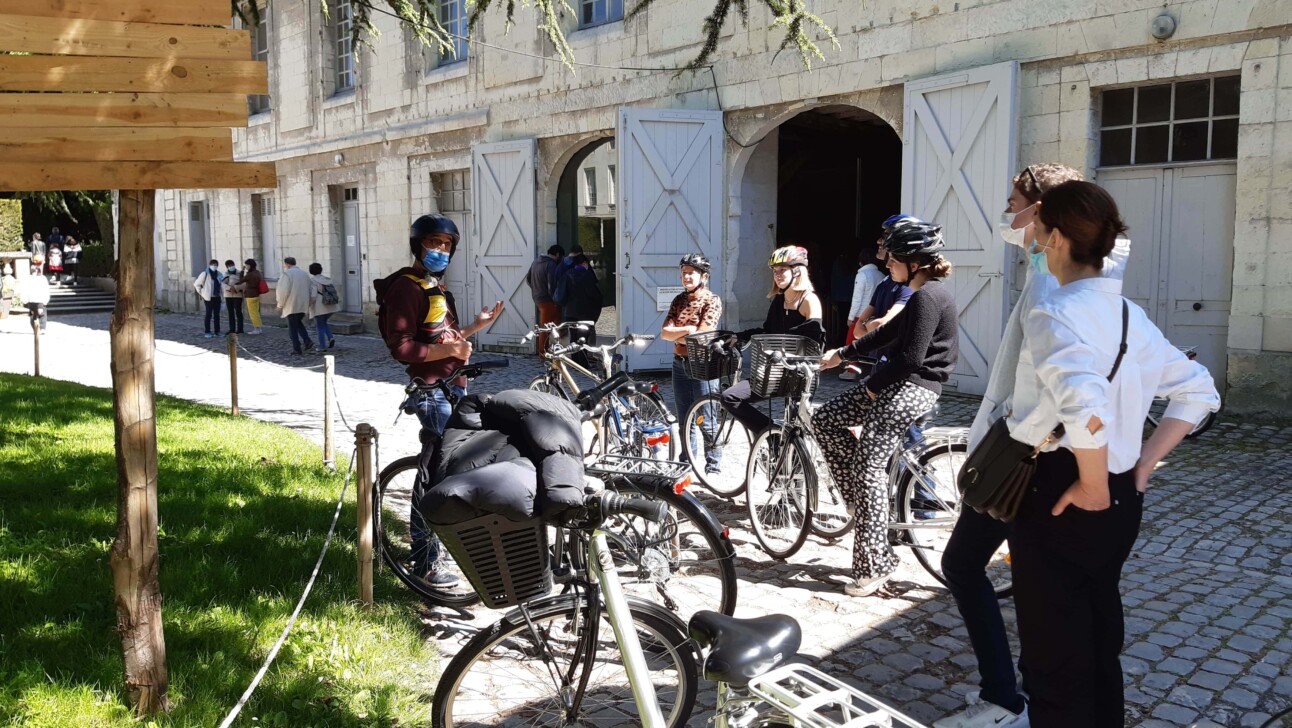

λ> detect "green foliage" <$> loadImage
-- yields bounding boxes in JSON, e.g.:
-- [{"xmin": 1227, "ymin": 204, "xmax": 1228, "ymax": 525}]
[
  {"xmin": 0, "ymin": 199, "xmax": 23, "ymax": 253},
  {"xmin": 78, "ymin": 243, "xmax": 114, "ymax": 279},
  {"xmin": 0, "ymin": 375, "xmax": 437, "ymax": 727}
]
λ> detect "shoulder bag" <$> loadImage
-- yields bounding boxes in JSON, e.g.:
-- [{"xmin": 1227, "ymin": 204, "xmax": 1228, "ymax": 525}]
[{"xmin": 958, "ymin": 299, "xmax": 1129, "ymax": 523}]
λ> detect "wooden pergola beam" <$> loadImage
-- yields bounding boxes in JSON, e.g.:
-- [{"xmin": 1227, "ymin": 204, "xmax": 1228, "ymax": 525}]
[
  {"xmin": 0, "ymin": 56, "xmax": 268, "ymax": 94},
  {"xmin": 0, "ymin": 93, "xmax": 250, "ymax": 129},
  {"xmin": 0, "ymin": 0, "xmax": 230, "ymax": 27},
  {"xmin": 0, "ymin": 161, "xmax": 277, "ymax": 191},
  {"xmin": 0, "ymin": 13, "xmax": 249, "ymax": 60}
]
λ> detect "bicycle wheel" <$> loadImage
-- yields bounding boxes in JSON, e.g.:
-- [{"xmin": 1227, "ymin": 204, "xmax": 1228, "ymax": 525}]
[
  {"xmin": 375, "ymin": 456, "xmax": 479, "ymax": 606},
  {"xmin": 745, "ymin": 427, "xmax": 813, "ymax": 560},
  {"xmin": 681, "ymin": 393, "xmax": 753, "ymax": 498},
  {"xmin": 895, "ymin": 443, "xmax": 1013, "ymax": 599},
  {"xmin": 600, "ymin": 476, "xmax": 737, "ymax": 623},
  {"xmin": 528, "ymin": 374, "xmax": 571, "ymax": 401},
  {"xmin": 801, "ymin": 437, "xmax": 854, "ymax": 539},
  {"xmin": 1146, "ymin": 397, "xmax": 1218, "ymax": 439},
  {"xmin": 432, "ymin": 596, "xmax": 698, "ymax": 727},
  {"xmin": 602, "ymin": 391, "xmax": 677, "ymax": 461}
]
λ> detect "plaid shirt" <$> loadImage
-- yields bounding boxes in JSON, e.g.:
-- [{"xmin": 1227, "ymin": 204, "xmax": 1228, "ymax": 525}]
[{"xmin": 665, "ymin": 287, "xmax": 722, "ymax": 356}]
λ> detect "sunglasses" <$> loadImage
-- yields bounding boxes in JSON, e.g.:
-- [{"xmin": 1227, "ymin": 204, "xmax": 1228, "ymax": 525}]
[{"xmin": 1023, "ymin": 165, "xmax": 1044, "ymax": 195}]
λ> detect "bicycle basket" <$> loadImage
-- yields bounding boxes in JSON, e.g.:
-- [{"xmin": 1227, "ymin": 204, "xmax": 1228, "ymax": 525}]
[
  {"xmin": 749, "ymin": 335, "xmax": 822, "ymax": 399},
  {"xmin": 431, "ymin": 515, "xmax": 552, "ymax": 609},
  {"xmin": 684, "ymin": 329, "xmax": 740, "ymax": 381}
]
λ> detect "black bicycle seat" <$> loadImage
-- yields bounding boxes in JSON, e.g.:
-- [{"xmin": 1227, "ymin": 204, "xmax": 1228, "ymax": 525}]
[
  {"xmin": 912, "ymin": 402, "xmax": 941, "ymax": 429},
  {"xmin": 688, "ymin": 610, "xmax": 801, "ymax": 686}
]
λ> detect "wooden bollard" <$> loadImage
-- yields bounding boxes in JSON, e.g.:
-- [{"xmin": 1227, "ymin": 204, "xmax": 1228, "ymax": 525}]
[
  {"xmin": 30, "ymin": 312, "xmax": 40, "ymax": 377},
  {"xmin": 355, "ymin": 423, "xmax": 376, "ymax": 607},
  {"xmin": 323, "ymin": 355, "xmax": 335, "ymax": 468},
  {"xmin": 227, "ymin": 333, "xmax": 239, "ymax": 416}
]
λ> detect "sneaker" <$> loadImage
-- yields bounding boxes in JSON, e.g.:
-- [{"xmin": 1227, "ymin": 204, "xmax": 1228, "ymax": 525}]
[
  {"xmin": 420, "ymin": 564, "xmax": 460, "ymax": 588},
  {"xmin": 328, "ymin": 338, "xmax": 336, "ymax": 349},
  {"xmin": 304, "ymin": 341, "xmax": 315, "ymax": 352},
  {"xmin": 838, "ymin": 368, "xmax": 859, "ymax": 381},
  {"xmin": 932, "ymin": 695, "xmax": 1027, "ymax": 727},
  {"xmin": 290, "ymin": 350, "xmax": 303, "ymax": 357},
  {"xmin": 247, "ymin": 328, "xmax": 262, "ymax": 335},
  {"xmin": 843, "ymin": 574, "xmax": 890, "ymax": 597},
  {"xmin": 204, "ymin": 333, "xmax": 214, "ymax": 339}
]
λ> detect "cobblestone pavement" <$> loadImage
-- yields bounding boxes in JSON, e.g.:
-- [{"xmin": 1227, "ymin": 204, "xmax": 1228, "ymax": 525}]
[{"xmin": 2, "ymin": 312, "xmax": 1289, "ymax": 726}]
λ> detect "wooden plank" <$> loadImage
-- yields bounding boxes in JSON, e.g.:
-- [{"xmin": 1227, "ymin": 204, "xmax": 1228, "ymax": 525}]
[
  {"xmin": 0, "ymin": 13, "xmax": 249, "ymax": 60},
  {"xmin": 0, "ymin": 0, "xmax": 229, "ymax": 27},
  {"xmin": 0, "ymin": 56, "xmax": 267, "ymax": 94},
  {"xmin": 0, "ymin": 93, "xmax": 248, "ymax": 128},
  {"xmin": 0, "ymin": 161, "xmax": 278, "ymax": 190},
  {"xmin": 0, "ymin": 127, "xmax": 233, "ymax": 162}
]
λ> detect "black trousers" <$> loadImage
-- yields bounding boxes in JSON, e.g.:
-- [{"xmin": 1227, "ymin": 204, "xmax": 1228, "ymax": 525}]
[
  {"xmin": 1009, "ymin": 449, "xmax": 1142, "ymax": 728},
  {"xmin": 719, "ymin": 379, "xmax": 772, "ymax": 435},
  {"xmin": 225, "ymin": 297, "xmax": 244, "ymax": 334}
]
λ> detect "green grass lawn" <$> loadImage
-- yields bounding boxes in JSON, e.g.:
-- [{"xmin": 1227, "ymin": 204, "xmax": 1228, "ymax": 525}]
[{"xmin": 0, "ymin": 374, "xmax": 437, "ymax": 727}]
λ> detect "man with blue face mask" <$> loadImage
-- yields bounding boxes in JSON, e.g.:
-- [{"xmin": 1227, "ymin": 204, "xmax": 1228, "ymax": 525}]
[{"xmin": 375, "ymin": 213, "xmax": 505, "ymax": 587}]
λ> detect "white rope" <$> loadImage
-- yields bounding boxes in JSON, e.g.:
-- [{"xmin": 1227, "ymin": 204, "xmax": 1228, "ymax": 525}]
[{"xmin": 217, "ymin": 449, "xmax": 358, "ymax": 728}]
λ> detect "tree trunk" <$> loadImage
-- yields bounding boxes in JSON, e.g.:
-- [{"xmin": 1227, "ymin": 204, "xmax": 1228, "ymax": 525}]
[{"xmin": 109, "ymin": 189, "xmax": 171, "ymax": 716}]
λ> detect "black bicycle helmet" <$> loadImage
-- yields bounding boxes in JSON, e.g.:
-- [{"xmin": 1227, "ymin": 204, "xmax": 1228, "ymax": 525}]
[
  {"xmin": 409, "ymin": 214, "xmax": 461, "ymax": 256},
  {"xmin": 884, "ymin": 219, "xmax": 945, "ymax": 257},
  {"xmin": 679, "ymin": 253, "xmax": 712, "ymax": 273}
]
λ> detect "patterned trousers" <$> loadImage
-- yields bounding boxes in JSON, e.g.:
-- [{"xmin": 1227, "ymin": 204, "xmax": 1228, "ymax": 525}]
[{"xmin": 812, "ymin": 380, "xmax": 938, "ymax": 579}]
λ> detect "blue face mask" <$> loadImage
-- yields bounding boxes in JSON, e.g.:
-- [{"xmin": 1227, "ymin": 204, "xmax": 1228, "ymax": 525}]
[
  {"xmin": 422, "ymin": 249, "xmax": 451, "ymax": 273},
  {"xmin": 1028, "ymin": 235, "xmax": 1052, "ymax": 277}
]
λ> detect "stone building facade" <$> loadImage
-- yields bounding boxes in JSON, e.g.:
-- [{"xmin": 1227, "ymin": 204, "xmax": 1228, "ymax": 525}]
[{"xmin": 153, "ymin": 0, "xmax": 1292, "ymax": 412}]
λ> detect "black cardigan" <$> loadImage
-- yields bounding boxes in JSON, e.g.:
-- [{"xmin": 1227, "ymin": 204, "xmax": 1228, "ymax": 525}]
[{"xmin": 841, "ymin": 281, "xmax": 959, "ymax": 395}]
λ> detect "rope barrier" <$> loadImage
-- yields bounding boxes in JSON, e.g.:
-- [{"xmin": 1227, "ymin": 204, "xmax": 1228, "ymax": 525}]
[
  {"xmin": 329, "ymin": 373, "xmax": 358, "ymax": 435},
  {"xmin": 237, "ymin": 341, "xmax": 327, "ymax": 371},
  {"xmin": 154, "ymin": 345, "xmax": 218, "ymax": 358},
  {"xmin": 217, "ymin": 448, "xmax": 358, "ymax": 728}
]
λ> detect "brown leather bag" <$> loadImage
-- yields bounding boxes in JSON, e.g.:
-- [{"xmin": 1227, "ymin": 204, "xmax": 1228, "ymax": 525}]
[{"xmin": 958, "ymin": 300, "xmax": 1129, "ymax": 523}]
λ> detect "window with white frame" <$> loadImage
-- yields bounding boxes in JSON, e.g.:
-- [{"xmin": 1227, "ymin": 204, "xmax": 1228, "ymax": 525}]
[
  {"xmin": 579, "ymin": 0, "xmax": 624, "ymax": 28},
  {"xmin": 584, "ymin": 167, "xmax": 598, "ymax": 208},
  {"xmin": 606, "ymin": 165, "xmax": 616, "ymax": 207},
  {"xmin": 331, "ymin": 0, "xmax": 355, "ymax": 93},
  {"xmin": 249, "ymin": 12, "xmax": 271, "ymax": 114},
  {"xmin": 1098, "ymin": 76, "xmax": 1240, "ymax": 166},
  {"xmin": 437, "ymin": 0, "xmax": 469, "ymax": 66}
]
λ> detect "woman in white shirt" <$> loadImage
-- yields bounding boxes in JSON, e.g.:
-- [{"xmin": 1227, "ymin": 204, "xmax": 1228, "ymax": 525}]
[{"xmin": 1009, "ymin": 181, "xmax": 1219, "ymax": 727}]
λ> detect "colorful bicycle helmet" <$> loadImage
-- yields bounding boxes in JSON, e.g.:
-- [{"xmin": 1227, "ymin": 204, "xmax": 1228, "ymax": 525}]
[
  {"xmin": 680, "ymin": 253, "xmax": 712, "ymax": 273},
  {"xmin": 767, "ymin": 245, "xmax": 810, "ymax": 268},
  {"xmin": 884, "ymin": 219, "xmax": 945, "ymax": 257}
]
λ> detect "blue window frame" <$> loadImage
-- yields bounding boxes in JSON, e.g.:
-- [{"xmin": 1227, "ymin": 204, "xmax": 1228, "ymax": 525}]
[{"xmin": 579, "ymin": 0, "xmax": 624, "ymax": 29}]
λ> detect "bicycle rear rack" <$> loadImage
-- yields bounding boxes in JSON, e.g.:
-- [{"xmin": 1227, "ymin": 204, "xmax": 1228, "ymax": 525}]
[
  {"xmin": 746, "ymin": 663, "xmax": 930, "ymax": 727},
  {"xmin": 585, "ymin": 454, "xmax": 691, "ymax": 484}
]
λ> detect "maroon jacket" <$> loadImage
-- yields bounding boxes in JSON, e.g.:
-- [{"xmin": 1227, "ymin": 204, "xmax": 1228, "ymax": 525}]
[{"xmin": 375, "ymin": 267, "xmax": 464, "ymax": 382}]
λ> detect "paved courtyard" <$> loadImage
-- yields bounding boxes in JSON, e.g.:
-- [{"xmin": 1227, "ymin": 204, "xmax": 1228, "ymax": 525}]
[{"xmin": 2, "ymin": 311, "xmax": 1289, "ymax": 726}]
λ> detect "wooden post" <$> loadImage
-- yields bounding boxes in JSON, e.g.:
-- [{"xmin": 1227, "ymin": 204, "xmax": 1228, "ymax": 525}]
[
  {"xmin": 227, "ymin": 332, "xmax": 239, "ymax": 416},
  {"xmin": 30, "ymin": 311, "xmax": 40, "ymax": 376},
  {"xmin": 355, "ymin": 423, "xmax": 375, "ymax": 607},
  {"xmin": 108, "ymin": 188, "xmax": 171, "ymax": 715},
  {"xmin": 322, "ymin": 355, "xmax": 334, "ymax": 468}
]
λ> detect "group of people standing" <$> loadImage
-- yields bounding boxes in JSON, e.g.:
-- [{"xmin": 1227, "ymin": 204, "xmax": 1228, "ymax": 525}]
[
  {"xmin": 192, "ymin": 257, "xmax": 341, "ymax": 354},
  {"xmin": 526, "ymin": 244, "xmax": 604, "ymax": 361},
  {"xmin": 27, "ymin": 227, "xmax": 83, "ymax": 286},
  {"xmin": 660, "ymin": 166, "xmax": 1219, "ymax": 728}
]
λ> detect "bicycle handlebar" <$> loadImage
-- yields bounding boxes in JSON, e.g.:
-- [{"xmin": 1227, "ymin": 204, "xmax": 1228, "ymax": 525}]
[
  {"xmin": 405, "ymin": 359, "xmax": 510, "ymax": 395},
  {"xmin": 522, "ymin": 320, "xmax": 597, "ymax": 343},
  {"xmin": 593, "ymin": 492, "xmax": 669, "ymax": 526}
]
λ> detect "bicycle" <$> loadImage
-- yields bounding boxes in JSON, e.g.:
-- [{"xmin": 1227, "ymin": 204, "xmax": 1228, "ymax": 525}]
[
  {"xmin": 1145, "ymin": 345, "xmax": 1219, "ymax": 439},
  {"xmin": 524, "ymin": 320, "xmax": 677, "ymax": 460},
  {"xmin": 746, "ymin": 349, "xmax": 1012, "ymax": 598},
  {"xmin": 678, "ymin": 329, "xmax": 757, "ymax": 498},
  {"xmin": 432, "ymin": 487, "xmax": 926, "ymax": 728}
]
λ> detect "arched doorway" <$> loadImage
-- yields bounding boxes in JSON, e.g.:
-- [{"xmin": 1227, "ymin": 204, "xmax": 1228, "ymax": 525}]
[
  {"xmin": 555, "ymin": 136, "xmax": 618, "ymax": 340},
  {"xmin": 733, "ymin": 105, "xmax": 902, "ymax": 345}
]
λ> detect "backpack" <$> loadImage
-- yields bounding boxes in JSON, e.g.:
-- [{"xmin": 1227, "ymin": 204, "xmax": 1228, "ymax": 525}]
[{"xmin": 320, "ymin": 282, "xmax": 339, "ymax": 306}]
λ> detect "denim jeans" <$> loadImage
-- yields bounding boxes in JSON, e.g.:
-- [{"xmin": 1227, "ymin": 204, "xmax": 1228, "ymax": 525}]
[
  {"xmin": 203, "ymin": 298, "xmax": 222, "ymax": 334},
  {"xmin": 672, "ymin": 356, "xmax": 721, "ymax": 469},
  {"xmin": 942, "ymin": 505, "xmax": 1026, "ymax": 713},
  {"xmin": 286, "ymin": 312, "xmax": 313, "ymax": 353},
  {"xmin": 314, "ymin": 313, "xmax": 334, "ymax": 347},
  {"xmin": 410, "ymin": 383, "xmax": 465, "ymax": 573}
]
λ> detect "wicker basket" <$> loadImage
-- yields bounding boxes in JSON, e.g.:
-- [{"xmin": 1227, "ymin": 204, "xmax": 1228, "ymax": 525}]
[
  {"xmin": 684, "ymin": 329, "xmax": 740, "ymax": 381},
  {"xmin": 432, "ymin": 514, "xmax": 553, "ymax": 609},
  {"xmin": 749, "ymin": 334, "xmax": 822, "ymax": 399}
]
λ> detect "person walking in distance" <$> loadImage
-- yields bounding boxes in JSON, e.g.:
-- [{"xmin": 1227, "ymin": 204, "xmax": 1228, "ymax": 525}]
[
  {"xmin": 193, "ymin": 259, "xmax": 223, "ymax": 339},
  {"xmin": 221, "ymin": 259, "xmax": 245, "ymax": 335},
  {"xmin": 46, "ymin": 227, "xmax": 64, "ymax": 285},
  {"xmin": 241, "ymin": 258, "xmax": 265, "ymax": 335},
  {"xmin": 527, "ymin": 244, "xmax": 563, "ymax": 355},
  {"xmin": 62, "ymin": 237, "xmax": 82, "ymax": 285},
  {"xmin": 276, "ymin": 256, "xmax": 313, "ymax": 355},
  {"xmin": 27, "ymin": 233, "xmax": 45, "ymax": 279},
  {"xmin": 308, "ymin": 262, "xmax": 341, "ymax": 350},
  {"xmin": 552, "ymin": 252, "xmax": 602, "ymax": 370},
  {"xmin": 660, "ymin": 253, "xmax": 724, "ymax": 473},
  {"xmin": 23, "ymin": 265, "xmax": 51, "ymax": 334},
  {"xmin": 375, "ymin": 213, "xmax": 504, "ymax": 586}
]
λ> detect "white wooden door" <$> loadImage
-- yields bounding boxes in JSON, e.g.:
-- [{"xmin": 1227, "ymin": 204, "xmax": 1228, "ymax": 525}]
[
  {"xmin": 618, "ymin": 108, "xmax": 725, "ymax": 370},
  {"xmin": 1102, "ymin": 164, "xmax": 1235, "ymax": 384},
  {"xmin": 341, "ymin": 188, "xmax": 363, "ymax": 313},
  {"xmin": 901, "ymin": 61, "xmax": 1019, "ymax": 395},
  {"xmin": 258, "ymin": 196, "xmax": 280, "ymax": 280},
  {"xmin": 471, "ymin": 139, "xmax": 537, "ymax": 348}
]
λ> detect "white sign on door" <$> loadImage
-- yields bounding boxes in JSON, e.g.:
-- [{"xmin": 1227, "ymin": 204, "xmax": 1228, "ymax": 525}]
[
  {"xmin": 346, "ymin": 235, "xmax": 355, "ymax": 247},
  {"xmin": 656, "ymin": 286, "xmax": 684, "ymax": 311}
]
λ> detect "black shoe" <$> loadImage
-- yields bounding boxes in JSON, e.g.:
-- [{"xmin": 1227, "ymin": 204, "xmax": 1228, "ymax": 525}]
[
  {"xmin": 291, "ymin": 350, "xmax": 303, "ymax": 357},
  {"xmin": 420, "ymin": 564, "xmax": 460, "ymax": 588},
  {"xmin": 328, "ymin": 339, "xmax": 336, "ymax": 349},
  {"xmin": 304, "ymin": 341, "xmax": 315, "ymax": 352}
]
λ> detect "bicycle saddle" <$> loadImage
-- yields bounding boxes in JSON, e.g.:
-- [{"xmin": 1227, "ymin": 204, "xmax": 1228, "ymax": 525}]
[
  {"xmin": 912, "ymin": 402, "xmax": 940, "ymax": 429},
  {"xmin": 688, "ymin": 610, "xmax": 802, "ymax": 687}
]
